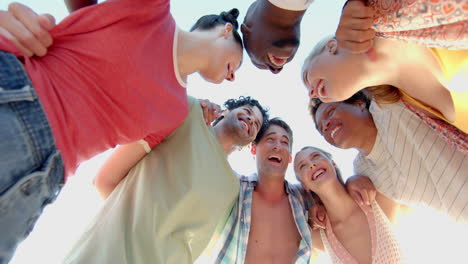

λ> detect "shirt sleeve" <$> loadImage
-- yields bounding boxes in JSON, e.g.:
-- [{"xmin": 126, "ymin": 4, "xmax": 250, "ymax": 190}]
[
  {"xmin": 268, "ymin": 0, "xmax": 313, "ymax": 11},
  {"xmin": 141, "ymin": 132, "xmax": 167, "ymax": 152}
]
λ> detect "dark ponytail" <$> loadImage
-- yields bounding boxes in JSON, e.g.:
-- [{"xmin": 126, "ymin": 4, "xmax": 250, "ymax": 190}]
[{"xmin": 190, "ymin": 8, "xmax": 243, "ymax": 47}]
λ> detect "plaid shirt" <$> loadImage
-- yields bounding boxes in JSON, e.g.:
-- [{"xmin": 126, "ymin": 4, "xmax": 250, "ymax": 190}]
[{"xmin": 213, "ymin": 174, "xmax": 313, "ymax": 264}]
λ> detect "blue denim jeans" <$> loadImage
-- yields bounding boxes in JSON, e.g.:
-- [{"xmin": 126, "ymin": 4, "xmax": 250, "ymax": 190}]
[{"xmin": 0, "ymin": 51, "xmax": 64, "ymax": 263}]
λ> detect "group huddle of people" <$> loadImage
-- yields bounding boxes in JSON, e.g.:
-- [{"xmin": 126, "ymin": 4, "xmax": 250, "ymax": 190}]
[{"xmin": 0, "ymin": 0, "xmax": 466, "ymax": 263}]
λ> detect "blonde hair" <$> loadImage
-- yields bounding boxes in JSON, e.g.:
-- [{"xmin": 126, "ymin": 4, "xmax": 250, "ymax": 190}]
[
  {"xmin": 302, "ymin": 36, "xmax": 403, "ymax": 105},
  {"xmin": 365, "ymin": 85, "xmax": 402, "ymax": 104},
  {"xmin": 301, "ymin": 35, "xmax": 336, "ymax": 87}
]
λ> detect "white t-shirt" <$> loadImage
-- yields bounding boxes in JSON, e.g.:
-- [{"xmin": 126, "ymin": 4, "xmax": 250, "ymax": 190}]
[
  {"xmin": 354, "ymin": 101, "xmax": 468, "ymax": 224},
  {"xmin": 268, "ymin": 0, "xmax": 313, "ymax": 11}
]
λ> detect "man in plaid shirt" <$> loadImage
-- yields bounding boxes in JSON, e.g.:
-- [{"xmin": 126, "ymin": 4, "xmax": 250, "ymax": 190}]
[{"xmin": 212, "ymin": 118, "xmax": 314, "ymax": 264}]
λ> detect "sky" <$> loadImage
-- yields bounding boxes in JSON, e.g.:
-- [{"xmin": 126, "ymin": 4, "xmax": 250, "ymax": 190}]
[{"xmin": 1, "ymin": 0, "xmax": 467, "ymax": 263}]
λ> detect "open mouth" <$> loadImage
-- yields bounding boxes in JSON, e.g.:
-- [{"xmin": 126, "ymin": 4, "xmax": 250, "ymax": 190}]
[
  {"xmin": 311, "ymin": 168, "xmax": 326, "ymax": 181},
  {"xmin": 239, "ymin": 118, "xmax": 250, "ymax": 135},
  {"xmin": 268, "ymin": 154, "xmax": 282, "ymax": 164},
  {"xmin": 330, "ymin": 125, "xmax": 341, "ymax": 140},
  {"xmin": 267, "ymin": 53, "xmax": 288, "ymax": 68}
]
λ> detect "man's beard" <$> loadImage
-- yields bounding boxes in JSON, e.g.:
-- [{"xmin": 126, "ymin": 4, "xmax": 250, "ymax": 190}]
[{"xmin": 224, "ymin": 115, "xmax": 252, "ymax": 147}]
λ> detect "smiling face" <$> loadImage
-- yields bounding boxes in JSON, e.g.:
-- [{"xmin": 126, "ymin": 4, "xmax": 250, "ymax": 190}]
[
  {"xmin": 200, "ymin": 24, "xmax": 243, "ymax": 83},
  {"xmin": 252, "ymin": 124, "xmax": 292, "ymax": 177},
  {"xmin": 314, "ymin": 101, "xmax": 373, "ymax": 150},
  {"xmin": 223, "ymin": 105, "xmax": 264, "ymax": 146},
  {"xmin": 302, "ymin": 38, "xmax": 367, "ymax": 102},
  {"xmin": 241, "ymin": 1, "xmax": 300, "ymax": 74},
  {"xmin": 294, "ymin": 147, "xmax": 339, "ymax": 193}
]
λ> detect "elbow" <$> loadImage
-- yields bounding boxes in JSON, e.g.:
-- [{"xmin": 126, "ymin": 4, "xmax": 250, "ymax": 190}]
[{"xmin": 93, "ymin": 174, "xmax": 113, "ymax": 199}]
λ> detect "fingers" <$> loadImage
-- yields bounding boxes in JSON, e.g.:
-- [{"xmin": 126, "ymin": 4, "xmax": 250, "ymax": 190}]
[
  {"xmin": 309, "ymin": 205, "xmax": 326, "ymax": 230},
  {"xmin": 5, "ymin": 2, "xmax": 55, "ymax": 57},
  {"xmin": 350, "ymin": 190, "xmax": 364, "ymax": 206},
  {"xmin": 39, "ymin": 13, "xmax": 56, "ymax": 29},
  {"xmin": 336, "ymin": 1, "xmax": 376, "ymax": 54},
  {"xmin": 0, "ymin": 22, "xmax": 31, "ymax": 56},
  {"xmin": 369, "ymin": 188, "xmax": 377, "ymax": 202},
  {"xmin": 361, "ymin": 189, "xmax": 370, "ymax": 205},
  {"xmin": 345, "ymin": 1, "xmax": 374, "ymax": 19},
  {"xmin": 199, "ymin": 99, "xmax": 222, "ymax": 126}
]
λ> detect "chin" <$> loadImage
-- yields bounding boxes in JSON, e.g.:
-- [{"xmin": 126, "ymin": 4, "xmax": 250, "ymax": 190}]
[{"xmin": 201, "ymin": 74, "xmax": 223, "ymax": 84}]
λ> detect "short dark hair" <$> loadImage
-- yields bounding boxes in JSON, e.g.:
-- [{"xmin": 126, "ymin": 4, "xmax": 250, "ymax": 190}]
[
  {"xmin": 253, "ymin": 117, "xmax": 294, "ymax": 151},
  {"xmin": 308, "ymin": 90, "xmax": 371, "ymax": 132},
  {"xmin": 212, "ymin": 96, "xmax": 269, "ymax": 132},
  {"xmin": 190, "ymin": 8, "xmax": 243, "ymax": 48}
]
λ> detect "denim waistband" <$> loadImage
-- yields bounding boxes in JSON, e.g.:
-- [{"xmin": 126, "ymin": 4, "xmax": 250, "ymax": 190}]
[{"xmin": 0, "ymin": 51, "xmax": 64, "ymax": 186}]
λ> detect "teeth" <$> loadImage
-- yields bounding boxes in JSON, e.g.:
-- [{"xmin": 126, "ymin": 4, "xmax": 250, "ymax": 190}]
[
  {"xmin": 312, "ymin": 169, "xmax": 325, "ymax": 180},
  {"xmin": 268, "ymin": 54, "xmax": 287, "ymax": 67},
  {"xmin": 330, "ymin": 126, "xmax": 340, "ymax": 139},
  {"xmin": 268, "ymin": 155, "xmax": 282, "ymax": 162}
]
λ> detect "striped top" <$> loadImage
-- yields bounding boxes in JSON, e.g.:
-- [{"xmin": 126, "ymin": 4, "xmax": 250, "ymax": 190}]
[{"xmin": 354, "ymin": 101, "xmax": 468, "ymax": 224}]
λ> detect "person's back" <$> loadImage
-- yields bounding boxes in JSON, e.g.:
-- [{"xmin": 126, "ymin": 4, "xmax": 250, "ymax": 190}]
[
  {"xmin": 354, "ymin": 100, "xmax": 468, "ymax": 223},
  {"xmin": 65, "ymin": 96, "xmax": 239, "ymax": 263}
]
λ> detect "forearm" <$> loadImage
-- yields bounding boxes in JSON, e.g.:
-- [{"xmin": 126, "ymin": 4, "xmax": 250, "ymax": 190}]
[
  {"xmin": 94, "ymin": 142, "xmax": 147, "ymax": 199},
  {"xmin": 64, "ymin": 0, "xmax": 97, "ymax": 12}
]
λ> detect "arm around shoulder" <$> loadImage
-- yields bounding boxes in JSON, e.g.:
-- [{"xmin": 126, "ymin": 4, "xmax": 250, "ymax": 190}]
[{"xmin": 94, "ymin": 141, "xmax": 148, "ymax": 199}]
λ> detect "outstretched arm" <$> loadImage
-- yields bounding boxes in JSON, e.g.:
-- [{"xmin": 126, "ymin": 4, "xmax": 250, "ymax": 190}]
[{"xmin": 94, "ymin": 141, "xmax": 147, "ymax": 199}]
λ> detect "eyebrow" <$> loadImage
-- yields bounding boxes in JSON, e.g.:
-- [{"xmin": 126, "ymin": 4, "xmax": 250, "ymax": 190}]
[
  {"xmin": 317, "ymin": 105, "xmax": 331, "ymax": 131},
  {"xmin": 272, "ymin": 38, "xmax": 299, "ymax": 48},
  {"xmin": 265, "ymin": 132, "xmax": 290, "ymax": 141},
  {"xmin": 246, "ymin": 106, "xmax": 261, "ymax": 125}
]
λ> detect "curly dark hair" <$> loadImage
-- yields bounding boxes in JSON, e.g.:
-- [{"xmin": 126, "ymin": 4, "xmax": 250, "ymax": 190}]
[
  {"xmin": 308, "ymin": 90, "xmax": 371, "ymax": 132},
  {"xmin": 190, "ymin": 8, "xmax": 243, "ymax": 48},
  {"xmin": 212, "ymin": 96, "xmax": 269, "ymax": 133},
  {"xmin": 253, "ymin": 117, "xmax": 293, "ymax": 151}
]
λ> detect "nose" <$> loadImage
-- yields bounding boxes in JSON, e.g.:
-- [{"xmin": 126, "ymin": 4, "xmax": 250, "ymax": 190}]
[
  {"xmin": 309, "ymin": 86, "xmax": 318, "ymax": 98},
  {"xmin": 322, "ymin": 119, "xmax": 331, "ymax": 133},
  {"xmin": 226, "ymin": 72, "xmax": 235, "ymax": 82}
]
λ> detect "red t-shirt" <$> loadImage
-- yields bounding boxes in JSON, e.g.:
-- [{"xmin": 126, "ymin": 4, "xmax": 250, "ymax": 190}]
[{"xmin": 0, "ymin": 0, "xmax": 188, "ymax": 178}]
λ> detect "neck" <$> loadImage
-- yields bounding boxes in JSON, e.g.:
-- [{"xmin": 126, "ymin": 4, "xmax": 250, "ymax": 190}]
[
  {"xmin": 213, "ymin": 124, "xmax": 238, "ymax": 155},
  {"xmin": 255, "ymin": 171, "xmax": 287, "ymax": 201},
  {"xmin": 356, "ymin": 118, "xmax": 377, "ymax": 156},
  {"xmin": 366, "ymin": 38, "xmax": 442, "ymax": 89},
  {"xmin": 176, "ymin": 29, "xmax": 212, "ymax": 80},
  {"xmin": 317, "ymin": 184, "xmax": 358, "ymax": 224},
  {"xmin": 365, "ymin": 38, "xmax": 453, "ymax": 120}
]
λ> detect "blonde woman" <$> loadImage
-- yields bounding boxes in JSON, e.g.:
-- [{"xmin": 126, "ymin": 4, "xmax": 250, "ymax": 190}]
[
  {"xmin": 302, "ymin": 0, "xmax": 467, "ymax": 134},
  {"xmin": 294, "ymin": 146, "xmax": 405, "ymax": 264}
]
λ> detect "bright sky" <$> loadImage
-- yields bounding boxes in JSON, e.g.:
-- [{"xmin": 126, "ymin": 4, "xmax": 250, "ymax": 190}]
[{"xmin": 1, "ymin": 0, "xmax": 467, "ymax": 263}]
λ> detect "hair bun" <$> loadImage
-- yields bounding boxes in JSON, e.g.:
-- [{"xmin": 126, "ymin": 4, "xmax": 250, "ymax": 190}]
[{"xmin": 220, "ymin": 8, "xmax": 240, "ymax": 30}]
